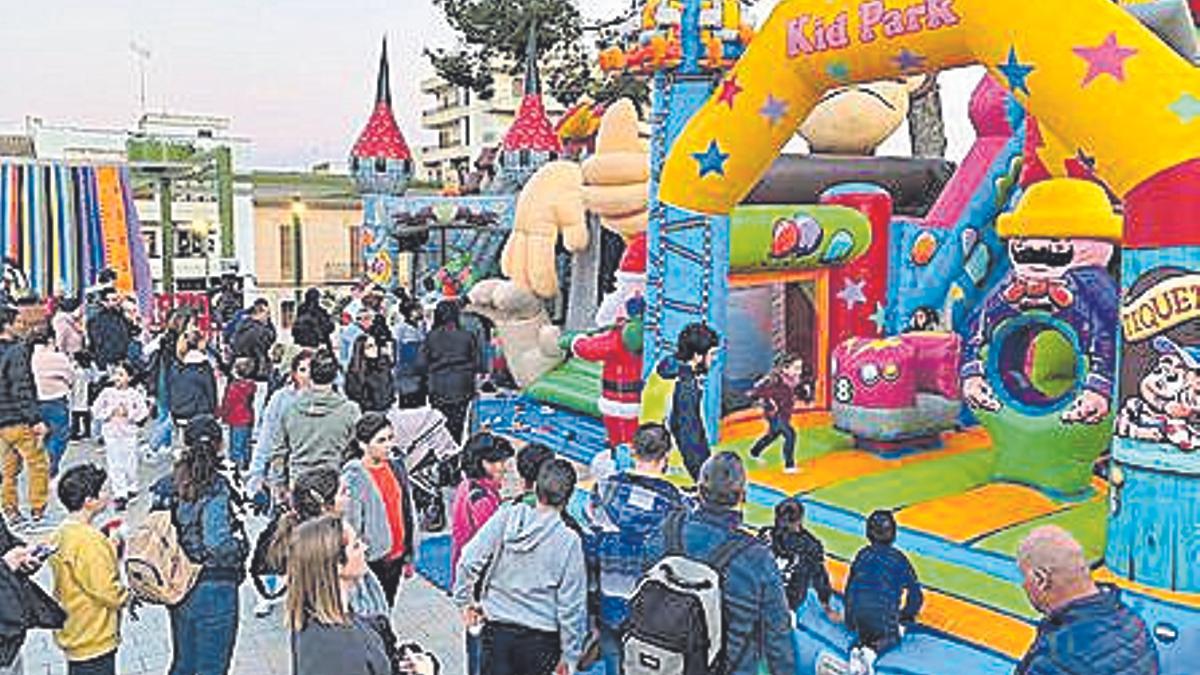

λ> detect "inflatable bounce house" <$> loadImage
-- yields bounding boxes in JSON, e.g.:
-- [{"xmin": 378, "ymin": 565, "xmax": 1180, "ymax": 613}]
[
  {"xmin": 0, "ymin": 162, "xmax": 153, "ymax": 313},
  {"xmin": 353, "ymin": 33, "xmax": 566, "ymax": 298},
  {"xmin": 402, "ymin": 0, "xmax": 1200, "ymax": 672}
]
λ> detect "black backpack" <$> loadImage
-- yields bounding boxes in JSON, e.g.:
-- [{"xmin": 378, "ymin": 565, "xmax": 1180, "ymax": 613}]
[{"xmin": 623, "ymin": 510, "xmax": 753, "ymax": 675}]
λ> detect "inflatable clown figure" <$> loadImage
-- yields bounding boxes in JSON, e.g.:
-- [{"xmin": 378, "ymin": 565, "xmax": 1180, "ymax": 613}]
[
  {"xmin": 565, "ymin": 236, "xmax": 648, "ymax": 448},
  {"xmin": 961, "ymin": 179, "xmax": 1122, "ymax": 426}
]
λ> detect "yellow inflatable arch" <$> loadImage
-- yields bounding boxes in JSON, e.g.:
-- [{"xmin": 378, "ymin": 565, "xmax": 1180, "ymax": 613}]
[{"xmin": 659, "ymin": 0, "xmax": 1200, "ymax": 214}]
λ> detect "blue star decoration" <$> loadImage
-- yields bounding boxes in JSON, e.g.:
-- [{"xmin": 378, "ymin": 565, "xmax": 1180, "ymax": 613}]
[
  {"xmin": 1170, "ymin": 93, "xmax": 1200, "ymax": 123},
  {"xmin": 894, "ymin": 49, "xmax": 926, "ymax": 73},
  {"xmin": 759, "ymin": 95, "xmax": 789, "ymax": 126},
  {"xmin": 997, "ymin": 46, "xmax": 1035, "ymax": 96},
  {"xmin": 869, "ymin": 302, "xmax": 887, "ymax": 334},
  {"xmin": 827, "ymin": 61, "xmax": 851, "ymax": 82},
  {"xmin": 692, "ymin": 140, "xmax": 730, "ymax": 178},
  {"xmin": 838, "ymin": 277, "xmax": 868, "ymax": 310}
]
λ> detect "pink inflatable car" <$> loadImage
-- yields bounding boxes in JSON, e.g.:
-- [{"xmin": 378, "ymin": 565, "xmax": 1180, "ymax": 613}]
[{"xmin": 831, "ymin": 332, "xmax": 963, "ymax": 449}]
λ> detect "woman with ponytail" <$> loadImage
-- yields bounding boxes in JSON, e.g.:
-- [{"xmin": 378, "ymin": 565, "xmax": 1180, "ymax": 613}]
[
  {"xmin": 341, "ymin": 413, "xmax": 416, "ymax": 606},
  {"xmin": 151, "ymin": 414, "xmax": 249, "ymax": 675},
  {"xmin": 255, "ymin": 467, "xmax": 390, "ymax": 622}
]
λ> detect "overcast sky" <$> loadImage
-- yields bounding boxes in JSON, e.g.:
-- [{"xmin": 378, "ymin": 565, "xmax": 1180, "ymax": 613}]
[{"xmin": 0, "ymin": 0, "xmax": 981, "ymax": 169}]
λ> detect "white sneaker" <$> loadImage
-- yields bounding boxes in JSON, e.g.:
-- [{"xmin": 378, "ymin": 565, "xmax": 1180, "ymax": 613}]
[
  {"xmin": 847, "ymin": 646, "xmax": 877, "ymax": 675},
  {"xmin": 783, "ymin": 466, "xmax": 799, "ymax": 475}
]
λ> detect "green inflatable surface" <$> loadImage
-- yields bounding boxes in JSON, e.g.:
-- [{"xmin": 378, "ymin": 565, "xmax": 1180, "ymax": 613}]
[{"xmin": 523, "ymin": 359, "xmax": 603, "ymax": 418}]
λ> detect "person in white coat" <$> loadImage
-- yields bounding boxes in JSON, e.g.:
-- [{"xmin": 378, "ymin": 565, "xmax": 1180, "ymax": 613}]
[{"xmin": 91, "ymin": 361, "xmax": 148, "ymax": 510}]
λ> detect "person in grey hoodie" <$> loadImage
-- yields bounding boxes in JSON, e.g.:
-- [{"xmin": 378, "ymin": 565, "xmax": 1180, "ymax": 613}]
[
  {"xmin": 454, "ymin": 459, "xmax": 587, "ymax": 675},
  {"xmin": 269, "ymin": 349, "xmax": 360, "ymax": 492}
]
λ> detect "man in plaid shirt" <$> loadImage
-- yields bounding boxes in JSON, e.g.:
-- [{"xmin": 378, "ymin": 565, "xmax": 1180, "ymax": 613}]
[{"xmin": 583, "ymin": 423, "xmax": 688, "ymax": 674}]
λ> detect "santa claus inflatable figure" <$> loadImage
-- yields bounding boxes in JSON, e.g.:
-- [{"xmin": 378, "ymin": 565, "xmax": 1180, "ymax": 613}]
[{"xmin": 566, "ymin": 233, "xmax": 647, "ymax": 447}]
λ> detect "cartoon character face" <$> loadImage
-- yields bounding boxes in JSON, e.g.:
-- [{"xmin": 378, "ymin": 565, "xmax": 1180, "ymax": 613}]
[
  {"xmin": 798, "ymin": 76, "xmax": 925, "ymax": 155},
  {"xmin": 1008, "ymin": 237, "xmax": 1114, "ymax": 280},
  {"xmin": 1140, "ymin": 353, "xmax": 1200, "ymax": 418},
  {"xmin": 1009, "ymin": 238, "xmax": 1075, "ymax": 279}
]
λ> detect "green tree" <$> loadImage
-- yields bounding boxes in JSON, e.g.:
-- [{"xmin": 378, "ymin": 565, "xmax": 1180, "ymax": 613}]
[{"xmin": 427, "ymin": 0, "xmax": 647, "ymax": 109}]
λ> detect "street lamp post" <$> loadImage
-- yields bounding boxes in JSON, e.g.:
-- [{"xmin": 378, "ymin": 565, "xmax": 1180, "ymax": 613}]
[
  {"xmin": 188, "ymin": 219, "xmax": 216, "ymax": 313},
  {"xmin": 290, "ymin": 196, "xmax": 305, "ymax": 303}
]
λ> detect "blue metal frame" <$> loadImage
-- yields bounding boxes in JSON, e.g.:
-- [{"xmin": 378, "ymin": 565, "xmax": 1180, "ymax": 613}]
[{"xmin": 643, "ymin": 0, "xmax": 731, "ymax": 443}]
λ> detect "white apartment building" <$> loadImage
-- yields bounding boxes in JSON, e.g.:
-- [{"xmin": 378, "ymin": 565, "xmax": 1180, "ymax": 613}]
[{"xmin": 418, "ymin": 68, "xmax": 566, "ymax": 185}]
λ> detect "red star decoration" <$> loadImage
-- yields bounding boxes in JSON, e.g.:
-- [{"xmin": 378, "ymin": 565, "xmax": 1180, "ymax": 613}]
[{"xmin": 718, "ymin": 77, "xmax": 743, "ymax": 109}]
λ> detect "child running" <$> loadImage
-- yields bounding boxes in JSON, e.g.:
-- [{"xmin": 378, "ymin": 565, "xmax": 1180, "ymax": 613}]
[
  {"xmin": 91, "ymin": 361, "xmax": 149, "ymax": 511},
  {"xmin": 748, "ymin": 354, "xmax": 812, "ymax": 474}
]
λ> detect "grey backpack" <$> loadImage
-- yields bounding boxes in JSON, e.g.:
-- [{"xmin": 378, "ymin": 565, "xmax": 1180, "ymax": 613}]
[{"xmin": 623, "ymin": 510, "xmax": 753, "ymax": 675}]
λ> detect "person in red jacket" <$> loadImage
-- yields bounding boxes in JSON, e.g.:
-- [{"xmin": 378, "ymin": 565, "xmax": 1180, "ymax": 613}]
[
  {"xmin": 568, "ymin": 296, "xmax": 645, "ymax": 449},
  {"xmin": 219, "ymin": 357, "xmax": 257, "ymax": 471},
  {"xmin": 748, "ymin": 355, "xmax": 813, "ymax": 473}
]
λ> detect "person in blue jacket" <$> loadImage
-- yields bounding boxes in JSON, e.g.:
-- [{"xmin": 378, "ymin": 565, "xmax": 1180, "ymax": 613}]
[
  {"xmin": 656, "ymin": 323, "xmax": 720, "ymax": 483},
  {"xmin": 844, "ymin": 509, "xmax": 923, "ymax": 675},
  {"xmin": 1015, "ymin": 525, "xmax": 1158, "ymax": 675},
  {"xmin": 639, "ymin": 452, "xmax": 796, "ymax": 675}
]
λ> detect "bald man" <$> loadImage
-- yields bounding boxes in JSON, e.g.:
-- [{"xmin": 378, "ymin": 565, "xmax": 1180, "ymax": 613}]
[{"xmin": 1015, "ymin": 526, "xmax": 1158, "ymax": 674}]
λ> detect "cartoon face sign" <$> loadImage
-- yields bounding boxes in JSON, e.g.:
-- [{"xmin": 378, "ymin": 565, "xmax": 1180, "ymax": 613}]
[
  {"xmin": 1141, "ymin": 352, "xmax": 1200, "ymax": 415},
  {"xmin": 1007, "ymin": 237, "xmax": 1114, "ymax": 281},
  {"xmin": 1117, "ymin": 336, "xmax": 1200, "ymax": 451}
]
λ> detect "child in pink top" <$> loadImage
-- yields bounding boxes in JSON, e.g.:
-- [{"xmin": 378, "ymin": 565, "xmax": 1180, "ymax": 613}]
[
  {"xmin": 449, "ymin": 432, "xmax": 514, "ymax": 675},
  {"xmin": 449, "ymin": 432, "xmax": 514, "ymax": 578}
]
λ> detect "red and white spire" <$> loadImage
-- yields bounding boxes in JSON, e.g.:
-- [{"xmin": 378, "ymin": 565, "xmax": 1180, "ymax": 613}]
[
  {"xmin": 501, "ymin": 25, "xmax": 563, "ymax": 156},
  {"xmin": 351, "ymin": 37, "xmax": 412, "ymax": 162}
]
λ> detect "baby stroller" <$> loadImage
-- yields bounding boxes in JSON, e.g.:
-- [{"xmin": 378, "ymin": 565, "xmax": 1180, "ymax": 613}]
[{"xmin": 389, "ymin": 406, "xmax": 461, "ymax": 532}]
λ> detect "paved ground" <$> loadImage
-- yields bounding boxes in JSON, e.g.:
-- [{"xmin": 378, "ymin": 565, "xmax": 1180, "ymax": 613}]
[{"xmin": 9, "ymin": 438, "xmax": 467, "ymax": 675}]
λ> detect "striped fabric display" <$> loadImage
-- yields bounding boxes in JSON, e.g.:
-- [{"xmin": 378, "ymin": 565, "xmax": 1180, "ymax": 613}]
[{"xmin": 0, "ymin": 160, "xmax": 149, "ymax": 301}]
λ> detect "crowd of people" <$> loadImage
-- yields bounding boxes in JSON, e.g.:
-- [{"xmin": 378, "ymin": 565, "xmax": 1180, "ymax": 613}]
[{"xmin": 0, "ymin": 277, "xmax": 1163, "ymax": 675}]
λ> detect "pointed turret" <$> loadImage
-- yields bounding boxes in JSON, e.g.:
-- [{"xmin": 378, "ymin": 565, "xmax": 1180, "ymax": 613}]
[
  {"xmin": 498, "ymin": 23, "xmax": 563, "ymax": 191},
  {"xmin": 351, "ymin": 37, "xmax": 412, "ymax": 196}
]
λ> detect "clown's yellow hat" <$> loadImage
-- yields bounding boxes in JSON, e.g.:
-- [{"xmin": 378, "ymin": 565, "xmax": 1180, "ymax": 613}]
[{"xmin": 996, "ymin": 179, "xmax": 1123, "ymax": 241}]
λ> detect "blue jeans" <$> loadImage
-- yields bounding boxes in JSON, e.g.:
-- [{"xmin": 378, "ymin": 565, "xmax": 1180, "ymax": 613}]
[
  {"xmin": 150, "ymin": 397, "xmax": 173, "ymax": 451},
  {"xmin": 599, "ymin": 623, "xmax": 624, "ymax": 675},
  {"xmin": 169, "ymin": 580, "xmax": 240, "ymax": 675},
  {"xmin": 749, "ymin": 415, "xmax": 797, "ymax": 468},
  {"xmin": 68, "ymin": 650, "xmax": 116, "ymax": 675},
  {"xmin": 467, "ymin": 631, "xmax": 482, "ymax": 675},
  {"xmin": 38, "ymin": 398, "xmax": 70, "ymax": 477},
  {"xmin": 228, "ymin": 426, "xmax": 251, "ymax": 471}
]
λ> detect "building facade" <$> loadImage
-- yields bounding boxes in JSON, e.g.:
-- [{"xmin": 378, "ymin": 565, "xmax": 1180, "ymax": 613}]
[
  {"xmin": 418, "ymin": 67, "xmax": 566, "ymax": 186},
  {"xmin": 250, "ymin": 170, "xmax": 400, "ymax": 327}
]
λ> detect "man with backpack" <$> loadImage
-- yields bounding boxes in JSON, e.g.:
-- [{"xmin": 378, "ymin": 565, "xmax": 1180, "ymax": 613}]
[
  {"xmin": 627, "ymin": 452, "xmax": 796, "ymax": 675},
  {"xmin": 584, "ymin": 423, "xmax": 687, "ymax": 675}
]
